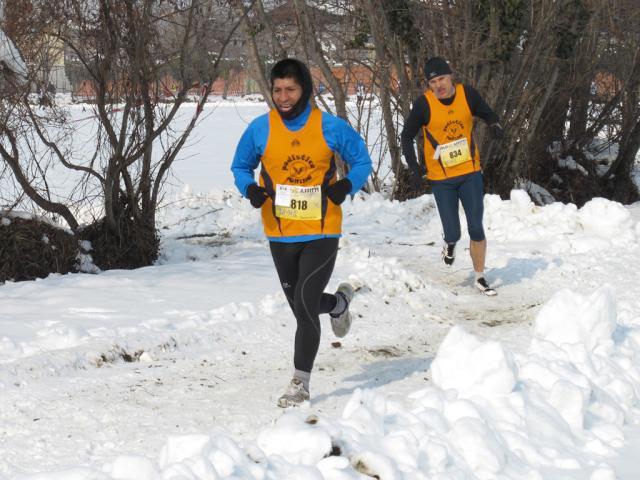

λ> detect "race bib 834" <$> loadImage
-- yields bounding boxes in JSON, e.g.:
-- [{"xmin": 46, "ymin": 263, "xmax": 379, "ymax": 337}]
[{"xmin": 438, "ymin": 138, "xmax": 471, "ymax": 167}]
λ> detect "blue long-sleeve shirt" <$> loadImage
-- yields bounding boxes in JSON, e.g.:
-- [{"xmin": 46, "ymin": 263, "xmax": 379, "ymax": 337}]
[{"xmin": 231, "ymin": 104, "xmax": 372, "ymax": 198}]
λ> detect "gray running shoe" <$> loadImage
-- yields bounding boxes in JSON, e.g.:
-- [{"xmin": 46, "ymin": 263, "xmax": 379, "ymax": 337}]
[
  {"xmin": 475, "ymin": 277, "xmax": 497, "ymax": 296},
  {"xmin": 277, "ymin": 378, "xmax": 310, "ymax": 408},
  {"xmin": 330, "ymin": 282, "xmax": 355, "ymax": 338}
]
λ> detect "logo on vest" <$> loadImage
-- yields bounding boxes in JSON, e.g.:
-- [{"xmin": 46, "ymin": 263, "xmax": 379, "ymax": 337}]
[
  {"xmin": 283, "ymin": 154, "xmax": 315, "ymax": 184},
  {"xmin": 291, "ymin": 138, "xmax": 301, "ymax": 147},
  {"xmin": 443, "ymin": 120, "xmax": 465, "ymax": 141}
]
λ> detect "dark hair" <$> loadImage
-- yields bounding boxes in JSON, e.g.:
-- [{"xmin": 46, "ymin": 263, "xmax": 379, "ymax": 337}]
[
  {"xmin": 270, "ymin": 58, "xmax": 313, "ymax": 119},
  {"xmin": 271, "ymin": 59, "xmax": 307, "ymax": 85}
]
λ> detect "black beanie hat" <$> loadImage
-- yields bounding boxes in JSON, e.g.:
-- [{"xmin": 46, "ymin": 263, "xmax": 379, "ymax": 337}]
[
  {"xmin": 424, "ymin": 57, "xmax": 452, "ymax": 81},
  {"xmin": 270, "ymin": 58, "xmax": 313, "ymax": 120}
]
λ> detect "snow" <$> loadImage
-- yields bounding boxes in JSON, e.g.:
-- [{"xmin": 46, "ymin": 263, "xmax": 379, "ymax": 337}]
[
  {"xmin": 558, "ymin": 155, "xmax": 588, "ymax": 176},
  {"xmin": 517, "ymin": 180, "xmax": 556, "ymax": 205},
  {"xmin": 0, "ymin": 29, "xmax": 28, "ymax": 83},
  {"xmin": 2, "ymin": 103, "xmax": 640, "ymax": 479},
  {"xmin": 431, "ymin": 325, "xmax": 518, "ymax": 397}
]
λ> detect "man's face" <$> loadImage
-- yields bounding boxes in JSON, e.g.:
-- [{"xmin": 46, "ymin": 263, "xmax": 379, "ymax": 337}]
[
  {"xmin": 428, "ymin": 74, "xmax": 455, "ymax": 99},
  {"xmin": 272, "ymin": 77, "xmax": 303, "ymax": 114}
]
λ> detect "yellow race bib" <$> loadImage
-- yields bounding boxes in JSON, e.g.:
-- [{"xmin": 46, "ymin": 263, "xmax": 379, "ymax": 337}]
[
  {"xmin": 274, "ymin": 184, "xmax": 322, "ymax": 220},
  {"xmin": 438, "ymin": 138, "xmax": 471, "ymax": 167}
]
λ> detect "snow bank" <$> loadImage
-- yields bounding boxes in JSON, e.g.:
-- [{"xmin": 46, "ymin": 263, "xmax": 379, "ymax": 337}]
[
  {"xmin": 485, "ymin": 190, "xmax": 638, "ymax": 252},
  {"xmin": 431, "ymin": 325, "xmax": 518, "ymax": 398},
  {"xmin": 17, "ymin": 285, "xmax": 640, "ymax": 479}
]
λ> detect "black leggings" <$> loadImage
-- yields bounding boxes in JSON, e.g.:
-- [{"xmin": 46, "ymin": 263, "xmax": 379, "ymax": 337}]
[{"xmin": 269, "ymin": 238, "xmax": 339, "ymax": 373}]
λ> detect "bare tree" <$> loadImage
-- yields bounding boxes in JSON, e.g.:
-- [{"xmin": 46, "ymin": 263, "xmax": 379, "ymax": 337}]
[
  {"xmin": 385, "ymin": 0, "xmax": 640, "ymax": 204},
  {"xmin": 1, "ymin": 0, "xmax": 244, "ymax": 269},
  {"xmin": 230, "ymin": 0, "xmax": 274, "ymax": 107}
]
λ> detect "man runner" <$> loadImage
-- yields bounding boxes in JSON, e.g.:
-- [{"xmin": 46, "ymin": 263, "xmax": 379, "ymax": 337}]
[
  {"xmin": 401, "ymin": 56, "xmax": 503, "ymax": 296},
  {"xmin": 231, "ymin": 58, "xmax": 372, "ymax": 406}
]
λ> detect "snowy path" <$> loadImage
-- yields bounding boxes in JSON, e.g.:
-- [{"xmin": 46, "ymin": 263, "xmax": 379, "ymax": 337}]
[
  {"xmin": 0, "ymin": 236, "xmax": 448, "ymax": 474},
  {"xmin": 1, "ymin": 191, "xmax": 640, "ymax": 478}
]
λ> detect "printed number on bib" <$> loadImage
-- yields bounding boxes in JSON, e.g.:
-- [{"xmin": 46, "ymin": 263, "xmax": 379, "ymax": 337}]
[
  {"xmin": 275, "ymin": 184, "xmax": 322, "ymax": 220},
  {"xmin": 439, "ymin": 138, "xmax": 471, "ymax": 167}
]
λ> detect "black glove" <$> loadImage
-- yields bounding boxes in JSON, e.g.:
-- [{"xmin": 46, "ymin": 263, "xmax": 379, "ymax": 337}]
[
  {"xmin": 408, "ymin": 163, "xmax": 426, "ymax": 192},
  {"xmin": 246, "ymin": 183, "xmax": 269, "ymax": 208},
  {"xmin": 325, "ymin": 178, "xmax": 352, "ymax": 205},
  {"xmin": 409, "ymin": 172, "xmax": 425, "ymax": 192},
  {"xmin": 490, "ymin": 123, "xmax": 504, "ymax": 140}
]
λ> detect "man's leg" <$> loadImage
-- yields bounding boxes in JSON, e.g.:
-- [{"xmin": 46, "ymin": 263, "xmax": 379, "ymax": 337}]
[
  {"xmin": 269, "ymin": 241, "xmax": 302, "ymax": 313},
  {"xmin": 269, "ymin": 240, "xmax": 338, "ymax": 316},
  {"xmin": 459, "ymin": 172, "xmax": 496, "ymax": 295},
  {"xmin": 431, "ymin": 177, "xmax": 462, "ymax": 265},
  {"xmin": 269, "ymin": 241, "xmax": 310, "ymax": 406},
  {"xmin": 458, "ymin": 171, "xmax": 486, "ymax": 271},
  {"xmin": 270, "ymin": 238, "xmax": 339, "ymax": 406},
  {"xmin": 469, "ymin": 238, "xmax": 487, "ymax": 273},
  {"xmin": 293, "ymin": 238, "xmax": 339, "ymax": 374}
]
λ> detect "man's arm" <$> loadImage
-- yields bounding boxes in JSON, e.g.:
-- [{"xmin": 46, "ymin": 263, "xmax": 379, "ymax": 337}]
[
  {"xmin": 400, "ymin": 96, "xmax": 430, "ymax": 176},
  {"xmin": 322, "ymin": 114, "xmax": 372, "ymax": 194},
  {"xmin": 463, "ymin": 85, "xmax": 500, "ymax": 125},
  {"xmin": 230, "ymin": 117, "xmax": 268, "ymax": 196}
]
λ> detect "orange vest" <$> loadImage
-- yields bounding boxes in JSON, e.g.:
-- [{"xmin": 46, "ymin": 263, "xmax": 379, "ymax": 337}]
[
  {"xmin": 259, "ymin": 108, "xmax": 341, "ymax": 238},
  {"xmin": 422, "ymin": 84, "xmax": 480, "ymax": 181}
]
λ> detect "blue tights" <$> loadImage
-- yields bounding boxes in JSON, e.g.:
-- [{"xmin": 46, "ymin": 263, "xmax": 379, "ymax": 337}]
[{"xmin": 430, "ymin": 171, "xmax": 485, "ymax": 243}]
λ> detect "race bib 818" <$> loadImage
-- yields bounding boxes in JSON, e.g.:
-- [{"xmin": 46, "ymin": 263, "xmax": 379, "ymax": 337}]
[{"xmin": 274, "ymin": 184, "xmax": 322, "ymax": 220}]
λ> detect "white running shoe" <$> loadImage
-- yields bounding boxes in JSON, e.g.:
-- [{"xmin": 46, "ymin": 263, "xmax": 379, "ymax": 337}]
[
  {"xmin": 277, "ymin": 378, "xmax": 310, "ymax": 408},
  {"xmin": 330, "ymin": 283, "xmax": 355, "ymax": 338},
  {"xmin": 475, "ymin": 277, "xmax": 497, "ymax": 296}
]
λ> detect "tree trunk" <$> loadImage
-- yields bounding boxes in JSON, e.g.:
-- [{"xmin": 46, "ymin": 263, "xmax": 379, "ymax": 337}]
[
  {"xmin": 361, "ymin": 0, "xmax": 402, "ymax": 177},
  {"xmin": 230, "ymin": 0, "xmax": 273, "ymax": 108},
  {"xmin": 293, "ymin": 0, "xmax": 347, "ymax": 120},
  {"xmin": 291, "ymin": 0, "xmax": 352, "ymax": 178}
]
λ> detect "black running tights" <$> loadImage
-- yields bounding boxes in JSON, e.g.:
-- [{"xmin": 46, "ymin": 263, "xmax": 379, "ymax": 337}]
[{"xmin": 269, "ymin": 238, "xmax": 339, "ymax": 373}]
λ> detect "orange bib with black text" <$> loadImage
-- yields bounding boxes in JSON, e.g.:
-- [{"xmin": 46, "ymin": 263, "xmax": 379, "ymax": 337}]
[
  {"xmin": 259, "ymin": 108, "xmax": 341, "ymax": 238},
  {"xmin": 422, "ymin": 84, "xmax": 480, "ymax": 181}
]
